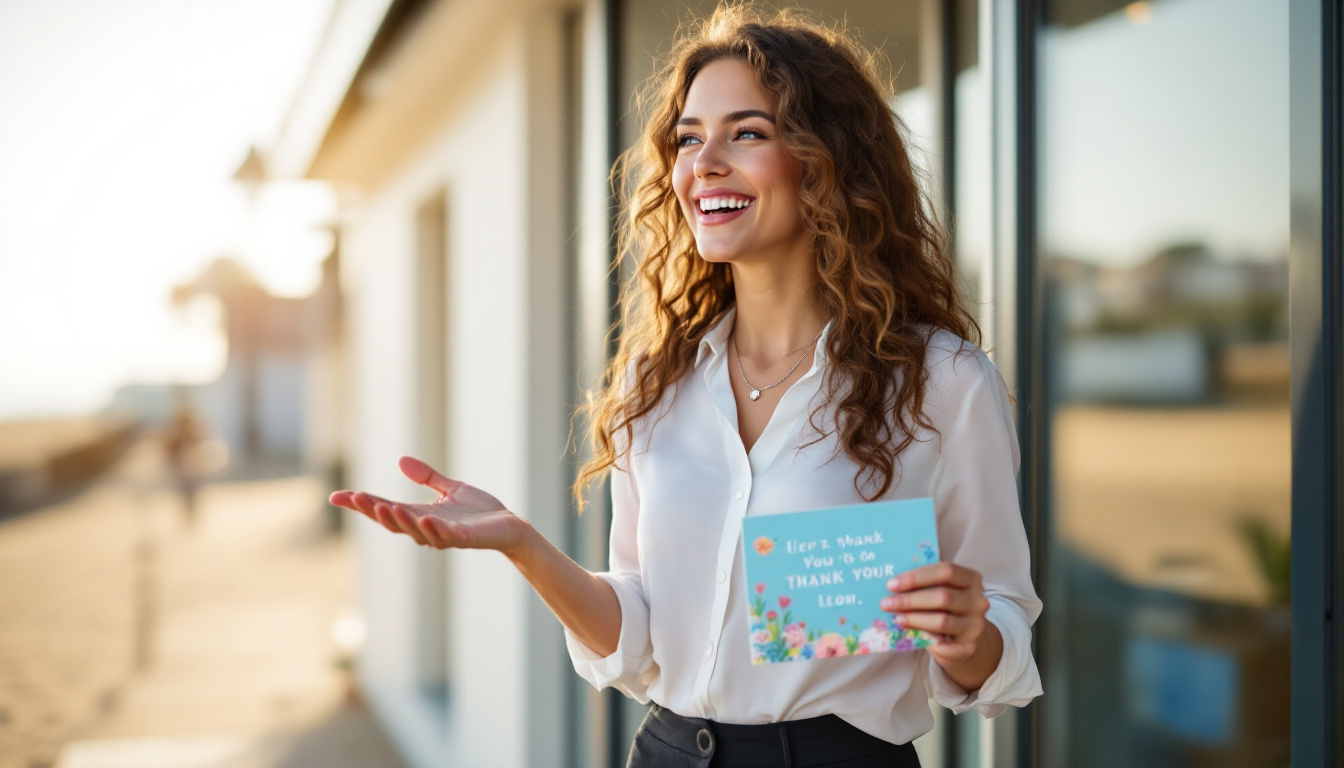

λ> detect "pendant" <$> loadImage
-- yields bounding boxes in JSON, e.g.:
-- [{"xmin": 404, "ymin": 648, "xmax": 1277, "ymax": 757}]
[{"xmin": 750, "ymin": 389, "xmax": 761, "ymax": 401}]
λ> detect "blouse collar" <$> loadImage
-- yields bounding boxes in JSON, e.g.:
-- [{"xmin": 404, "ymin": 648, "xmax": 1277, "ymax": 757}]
[
  {"xmin": 695, "ymin": 307, "xmax": 737, "ymax": 368},
  {"xmin": 694, "ymin": 306, "xmax": 834, "ymax": 370}
]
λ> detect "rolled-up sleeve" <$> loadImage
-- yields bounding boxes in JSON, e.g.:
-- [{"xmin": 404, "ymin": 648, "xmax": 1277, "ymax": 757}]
[
  {"xmin": 563, "ymin": 452, "xmax": 658, "ymax": 701},
  {"xmin": 923, "ymin": 343, "xmax": 1043, "ymax": 717}
]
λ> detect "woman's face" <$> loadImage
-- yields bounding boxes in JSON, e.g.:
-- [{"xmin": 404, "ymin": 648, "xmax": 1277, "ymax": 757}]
[{"xmin": 672, "ymin": 58, "xmax": 807, "ymax": 267}]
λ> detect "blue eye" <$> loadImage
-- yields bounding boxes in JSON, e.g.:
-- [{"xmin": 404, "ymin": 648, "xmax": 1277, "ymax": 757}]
[{"xmin": 675, "ymin": 128, "xmax": 766, "ymax": 148}]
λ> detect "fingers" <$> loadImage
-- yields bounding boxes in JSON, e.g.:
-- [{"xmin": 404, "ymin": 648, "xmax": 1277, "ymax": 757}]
[
  {"xmin": 890, "ymin": 610, "xmax": 977, "ymax": 639},
  {"xmin": 367, "ymin": 502, "xmax": 403, "ymax": 535},
  {"xmin": 372, "ymin": 502, "xmax": 430, "ymax": 546},
  {"xmin": 923, "ymin": 615, "xmax": 996, "ymax": 663},
  {"xmin": 399, "ymin": 456, "xmax": 463, "ymax": 498},
  {"xmin": 330, "ymin": 490, "xmax": 373, "ymax": 516},
  {"xmin": 418, "ymin": 516, "xmax": 459, "ymax": 549},
  {"xmin": 882, "ymin": 564, "xmax": 989, "ymax": 651},
  {"xmin": 416, "ymin": 516, "xmax": 448, "ymax": 548},
  {"xmin": 333, "ymin": 486, "xmax": 460, "ymax": 549},
  {"xmin": 331, "ymin": 490, "xmax": 395, "ymax": 519},
  {"xmin": 888, "ymin": 562, "xmax": 977, "ymax": 592},
  {"xmin": 881, "ymin": 587, "xmax": 989, "ymax": 616}
]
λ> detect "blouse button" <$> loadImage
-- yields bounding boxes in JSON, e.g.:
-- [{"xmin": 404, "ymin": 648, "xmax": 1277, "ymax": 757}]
[
  {"xmin": 717, "ymin": 569, "xmax": 727, "ymax": 584},
  {"xmin": 735, "ymin": 490, "xmax": 744, "ymax": 501}
]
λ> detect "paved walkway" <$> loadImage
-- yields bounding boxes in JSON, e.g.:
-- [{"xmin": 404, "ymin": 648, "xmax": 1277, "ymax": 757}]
[{"xmin": 0, "ymin": 439, "xmax": 406, "ymax": 768}]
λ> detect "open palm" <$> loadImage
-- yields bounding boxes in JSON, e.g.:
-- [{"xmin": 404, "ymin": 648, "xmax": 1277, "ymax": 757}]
[{"xmin": 329, "ymin": 456, "xmax": 528, "ymax": 554}]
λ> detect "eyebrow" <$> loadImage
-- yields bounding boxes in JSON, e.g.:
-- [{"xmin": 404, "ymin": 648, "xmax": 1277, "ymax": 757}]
[{"xmin": 676, "ymin": 109, "xmax": 776, "ymax": 127}]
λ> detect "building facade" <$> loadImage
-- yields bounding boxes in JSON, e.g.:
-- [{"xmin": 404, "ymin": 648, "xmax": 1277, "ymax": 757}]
[{"xmin": 272, "ymin": 0, "xmax": 1341, "ymax": 766}]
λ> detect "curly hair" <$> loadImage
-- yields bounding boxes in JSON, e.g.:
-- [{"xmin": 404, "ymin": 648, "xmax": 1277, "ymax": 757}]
[{"xmin": 574, "ymin": 4, "xmax": 978, "ymax": 511}]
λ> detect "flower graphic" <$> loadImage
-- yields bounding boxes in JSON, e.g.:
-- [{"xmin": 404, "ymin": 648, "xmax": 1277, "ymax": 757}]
[
  {"xmin": 778, "ymin": 595, "xmax": 792, "ymax": 609},
  {"xmin": 755, "ymin": 582, "xmax": 766, "ymax": 595},
  {"xmin": 783, "ymin": 623, "xmax": 809, "ymax": 649},
  {"xmin": 766, "ymin": 610, "xmax": 778, "ymax": 621},
  {"xmin": 919, "ymin": 541, "xmax": 936, "ymax": 563},
  {"xmin": 753, "ymin": 629, "xmax": 772, "ymax": 645},
  {"xmin": 859, "ymin": 626, "xmax": 892, "ymax": 653},
  {"xmin": 838, "ymin": 616, "xmax": 846, "ymax": 626},
  {"xmin": 753, "ymin": 537, "xmax": 775, "ymax": 556},
  {"xmin": 873, "ymin": 618, "xmax": 889, "ymax": 630},
  {"xmin": 815, "ymin": 633, "xmax": 848, "ymax": 658}
]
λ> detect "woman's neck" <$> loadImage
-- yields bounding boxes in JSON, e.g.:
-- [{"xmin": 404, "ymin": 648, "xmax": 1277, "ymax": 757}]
[{"xmin": 730, "ymin": 258, "xmax": 827, "ymax": 360}]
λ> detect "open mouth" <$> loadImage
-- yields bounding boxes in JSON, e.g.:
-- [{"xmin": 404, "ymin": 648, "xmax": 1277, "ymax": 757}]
[{"xmin": 697, "ymin": 195, "xmax": 755, "ymax": 219}]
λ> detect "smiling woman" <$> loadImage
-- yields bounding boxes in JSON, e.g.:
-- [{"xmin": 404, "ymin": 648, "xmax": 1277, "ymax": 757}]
[
  {"xmin": 672, "ymin": 76, "xmax": 807, "ymax": 268},
  {"xmin": 585, "ymin": 7, "xmax": 978, "ymax": 506},
  {"xmin": 331, "ymin": 5, "xmax": 1039, "ymax": 767}
]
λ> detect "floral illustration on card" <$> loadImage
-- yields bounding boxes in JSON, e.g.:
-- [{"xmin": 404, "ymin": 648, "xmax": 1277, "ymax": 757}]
[
  {"xmin": 748, "ymin": 584, "xmax": 938, "ymax": 664},
  {"xmin": 742, "ymin": 498, "xmax": 941, "ymax": 665}
]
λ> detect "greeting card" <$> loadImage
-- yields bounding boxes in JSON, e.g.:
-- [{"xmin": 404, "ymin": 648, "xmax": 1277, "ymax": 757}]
[{"xmin": 742, "ymin": 498, "xmax": 940, "ymax": 664}]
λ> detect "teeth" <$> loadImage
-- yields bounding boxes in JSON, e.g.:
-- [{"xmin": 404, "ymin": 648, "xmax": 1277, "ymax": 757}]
[{"xmin": 699, "ymin": 196, "xmax": 752, "ymax": 213}]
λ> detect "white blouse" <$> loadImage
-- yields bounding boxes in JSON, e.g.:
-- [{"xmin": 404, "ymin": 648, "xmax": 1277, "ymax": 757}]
[{"xmin": 564, "ymin": 309, "xmax": 1043, "ymax": 745}]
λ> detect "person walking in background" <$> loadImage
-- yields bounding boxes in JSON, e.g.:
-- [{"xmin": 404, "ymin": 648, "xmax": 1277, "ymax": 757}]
[
  {"xmin": 330, "ymin": 5, "xmax": 1040, "ymax": 765},
  {"xmin": 162, "ymin": 400, "xmax": 205, "ymax": 528}
]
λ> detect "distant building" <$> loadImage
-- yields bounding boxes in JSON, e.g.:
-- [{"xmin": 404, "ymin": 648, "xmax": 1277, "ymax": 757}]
[
  {"xmin": 171, "ymin": 257, "xmax": 307, "ymax": 459},
  {"xmin": 1051, "ymin": 246, "xmax": 1288, "ymax": 404},
  {"xmin": 107, "ymin": 252, "xmax": 342, "ymax": 470}
]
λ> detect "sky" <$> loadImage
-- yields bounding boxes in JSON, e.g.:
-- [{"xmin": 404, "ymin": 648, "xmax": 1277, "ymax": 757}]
[
  {"xmin": 904, "ymin": 0, "xmax": 1288, "ymax": 289},
  {"xmin": 0, "ymin": 0, "xmax": 336, "ymax": 420},
  {"xmin": 1038, "ymin": 0, "xmax": 1288, "ymax": 265}
]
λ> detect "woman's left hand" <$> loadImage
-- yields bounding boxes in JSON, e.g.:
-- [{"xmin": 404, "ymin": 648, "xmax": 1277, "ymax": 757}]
[{"xmin": 881, "ymin": 562, "xmax": 1003, "ymax": 690}]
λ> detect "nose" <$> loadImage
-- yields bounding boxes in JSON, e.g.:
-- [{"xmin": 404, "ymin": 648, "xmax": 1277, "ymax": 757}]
[{"xmin": 693, "ymin": 136, "xmax": 730, "ymax": 179}]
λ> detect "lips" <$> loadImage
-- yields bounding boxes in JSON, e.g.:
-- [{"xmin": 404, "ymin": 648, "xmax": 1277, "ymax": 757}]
[{"xmin": 693, "ymin": 190, "xmax": 756, "ymax": 225}]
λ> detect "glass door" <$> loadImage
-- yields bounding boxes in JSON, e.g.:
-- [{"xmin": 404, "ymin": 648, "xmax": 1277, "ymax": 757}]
[{"xmin": 1037, "ymin": 1, "xmax": 1291, "ymax": 766}]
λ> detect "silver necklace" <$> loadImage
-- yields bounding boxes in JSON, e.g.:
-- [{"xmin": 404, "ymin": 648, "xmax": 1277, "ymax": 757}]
[{"xmin": 734, "ymin": 328, "xmax": 824, "ymax": 401}]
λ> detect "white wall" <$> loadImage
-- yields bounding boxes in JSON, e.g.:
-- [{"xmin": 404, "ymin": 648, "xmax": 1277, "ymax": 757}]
[
  {"xmin": 256, "ymin": 353, "xmax": 305, "ymax": 454},
  {"xmin": 520, "ymin": 10, "xmax": 574, "ymax": 768},
  {"xmin": 339, "ymin": 6, "xmax": 577, "ymax": 767},
  {"xmin": 303, "ymin": 336, "xmax": 345, "ymax": 476}
]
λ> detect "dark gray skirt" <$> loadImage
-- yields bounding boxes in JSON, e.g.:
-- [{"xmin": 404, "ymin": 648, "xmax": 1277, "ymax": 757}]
[{"xmin": 626, "ymin": 703, "xmax": 922, "ymax": 768}]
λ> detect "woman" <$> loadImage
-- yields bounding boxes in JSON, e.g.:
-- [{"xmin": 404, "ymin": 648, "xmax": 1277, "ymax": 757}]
[{"xmin": 331, "ymin": 6, "xmax": 1040, "ymax": 766}]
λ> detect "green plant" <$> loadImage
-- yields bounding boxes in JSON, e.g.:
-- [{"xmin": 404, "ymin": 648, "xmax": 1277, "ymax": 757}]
[{"xmin": 1236, "ymin": 513, "xmax": 1290, "ymax": 605}]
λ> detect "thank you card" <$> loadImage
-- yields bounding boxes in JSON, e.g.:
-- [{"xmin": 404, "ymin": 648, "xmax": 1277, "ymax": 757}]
[{"xmin": 742, "ymin": 498, "xmax": 940, "ymax": 664}]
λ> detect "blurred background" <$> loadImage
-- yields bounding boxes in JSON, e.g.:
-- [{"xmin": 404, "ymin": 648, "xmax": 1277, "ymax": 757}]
[{"xmin": 0, "ymin": 0, "xmax": 1321, "ymax": 767}]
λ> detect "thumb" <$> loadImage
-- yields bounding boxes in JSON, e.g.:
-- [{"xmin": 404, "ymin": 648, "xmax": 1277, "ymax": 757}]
[{"xmin": 398, "ymin": 456, "xmax": 461, "ymax": 497}]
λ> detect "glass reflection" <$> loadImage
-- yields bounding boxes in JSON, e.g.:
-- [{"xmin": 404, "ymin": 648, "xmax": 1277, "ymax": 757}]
[{"xmin": 1041, "ymin": 1, "xmax": 1290, "ymax": 767}]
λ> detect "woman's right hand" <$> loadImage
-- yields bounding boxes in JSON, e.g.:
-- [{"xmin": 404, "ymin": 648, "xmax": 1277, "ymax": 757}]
[
  {"xmin": 334, "ymin": 457, "xmax": 623, "ymax": 657},
  {"xmin": 329, "ymin": 456, "xmax": 533, "ymax": 557}
]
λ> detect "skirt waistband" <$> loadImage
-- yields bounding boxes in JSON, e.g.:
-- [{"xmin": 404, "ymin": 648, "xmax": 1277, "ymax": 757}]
[{"xmin": 634, "ymin": 703, "xmax": 919, "ymax": 768}]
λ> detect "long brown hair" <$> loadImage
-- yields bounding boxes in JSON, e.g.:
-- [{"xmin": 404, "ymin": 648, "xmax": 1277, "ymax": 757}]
[{"xmin": 574, "ymin": 4, "xmax": 978, "ymax": 511}]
